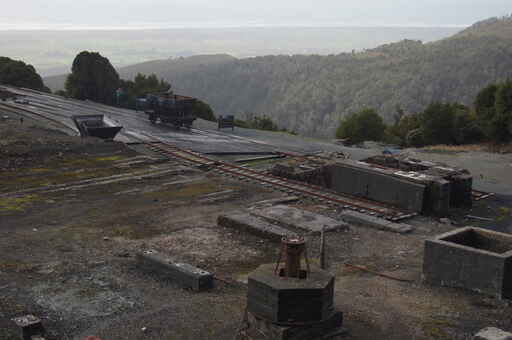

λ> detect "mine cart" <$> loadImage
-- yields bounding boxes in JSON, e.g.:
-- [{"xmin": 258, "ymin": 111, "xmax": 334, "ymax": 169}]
[
  {"xmin": 218, "ymin": 115, "xmax": 235, "ymax": 130},
  {"xmin": 141, "ymin": 91, "xmax": 197, "ymax": 128},
  {"xmin": 72, "ymin": 115, "xmax": 123, "ymax": 140}
]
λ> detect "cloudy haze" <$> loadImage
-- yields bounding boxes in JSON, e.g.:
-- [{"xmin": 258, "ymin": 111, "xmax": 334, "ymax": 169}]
[{"xmin": 1, "ymin": 0, "xmax": 511, "ymax": 29}]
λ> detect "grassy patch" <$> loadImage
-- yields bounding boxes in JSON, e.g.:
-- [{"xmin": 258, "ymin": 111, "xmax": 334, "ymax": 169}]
[
  {"xmin": 0, "ymin": 328, "xmax": 18, "ymax": 340},
  {"xmin": 110, "ymin": 224, "xmax": 163, "ymax": 240},
  {"xmin": 94, "ymin": 155, "xmax": 125, "ymax": 162},
  {"xmin": 145, "ymin": 180, "xmax": 221, "ymax": 201},
  {"xmin": 421, "ymin": 319, "xmax": 456, "ymax": 340},
  {"xmin": 0, "ymin": 194, "xmax": 38, "ymax": 213},
  {"xmin": 0, "ymin": 260, "xmax": 36, "ymax": 273},
  {"xmin": 0, "ymin": 166, "xmax": 124, "ymax": 193},
  {"xmin": 497, "ymin": 206, "xmax": 511, "ymax": 221}
]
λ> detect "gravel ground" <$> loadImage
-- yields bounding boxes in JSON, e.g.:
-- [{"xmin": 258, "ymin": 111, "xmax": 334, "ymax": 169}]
[{"xmin": 2, "ymin": 99, "xmax": 512, "ymax": 340}]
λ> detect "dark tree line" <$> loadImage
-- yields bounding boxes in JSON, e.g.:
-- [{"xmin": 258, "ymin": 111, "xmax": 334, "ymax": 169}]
[
  {"xmin": 337, "ymin": 80, "xmax": 512, "ymax": 146},
  {"xmin": 117, "ymin": 17, "xmax": 512, "ymax": 138},
  {"xmin": 0, "ymin": 57, "xmax": 49, "ymax": 92},
  {"xmin": 61, "ymin": 51, "xmax": 216, "ymax": 121}
]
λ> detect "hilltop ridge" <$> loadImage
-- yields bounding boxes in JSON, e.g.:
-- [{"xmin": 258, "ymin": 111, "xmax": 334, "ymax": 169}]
[{"xmin": 44, "ymin": 17, "xmax": 512, "ymax": 137}]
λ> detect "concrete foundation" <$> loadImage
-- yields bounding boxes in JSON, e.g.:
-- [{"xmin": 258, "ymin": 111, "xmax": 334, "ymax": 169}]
[
  {"xmin": 218, "ymin": 213, "xmax": 297, "ymax": 241},
  {"xmin": 325, "ymin": 161, "xmax": 427, "ymax": 213},
  {"xmin": 249, "ymin": 205, "xmax": 349, "ymax": 234},
  {"xmin": 364, "ymin": 155, "xmax": 473, "ymax": 209},
  {"xmin": 340, "ymin": 210, "xmax": 412, "ymax": 234},
  {"xmin": 136, "ymin": 250, "xmax": 214, "ymax": 291},
  {"xmin": 247, "ymin": 310, "xmax": 345, "ymax": 340},
  {"xmin": 247, "ymin": 264, "xmax": 335, "ymax": 324},
  {"xmin": 423, "ymin": 227, "xmax": 512, "ymax": 299}
]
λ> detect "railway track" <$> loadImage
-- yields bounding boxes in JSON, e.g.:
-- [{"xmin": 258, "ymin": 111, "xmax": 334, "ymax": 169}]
[
  {"xmin": 0, "ymin": 101, "xmax": 78, "ymax": 134},
  {"xmin": 472, "ymin": 190, "xmax": 494, "ymax": 201},
  {"xmin": 2, "ymin": 86, "xmax": 493, "ymax": 217},
  {"xmin": 145, "ymin": 140, "xmax": 417, "ymax": 221}
]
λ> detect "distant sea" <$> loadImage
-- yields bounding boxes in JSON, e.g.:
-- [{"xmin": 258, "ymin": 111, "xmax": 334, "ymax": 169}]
[
  {"xmin": 0, "ymin": 22, "xmax": 468, "ymax": 31},
  {"xmin": 0, "ymin": 24, "xmax": 464, "ymax": 77}
]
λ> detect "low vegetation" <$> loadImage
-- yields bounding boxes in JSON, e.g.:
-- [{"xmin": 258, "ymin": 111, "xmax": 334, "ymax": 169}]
[
  {"xmin": 235, "ymin": 115, "xmax": 297, "ymax": 134},
  {"xmin": 337, "ymin": 80, "xmax": 511, "ymax": 147}
]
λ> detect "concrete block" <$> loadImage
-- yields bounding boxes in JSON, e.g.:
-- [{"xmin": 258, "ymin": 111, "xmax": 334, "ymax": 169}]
[
  {"xmin": 12, "ymin": 315, "xmax": 45, "ymax": 340},
  {"xmin": 423, "ymin": 227, "xmax": 512, "ymax": 299},
  {"xmin": 326, "ymin": 162, "xmax": 426, "ymax": 213},
  {"xmin": 340, "ymin": 210, "xmax": 412, "ymax": 234},
  {"xmin": 217, "ymin": 213, "xmax": 297, "ymax": 241},
  {"xmin": 247, "ymin": 264, "xmax": 335, "ymax": 325},
  {"xmin": 473, "ymin": 327, "xmax": 512, "ymax": 340},
  {"xmin": 136, "ymin": 250, "xmax": 213, "ymax": 291},
  {"xmin": 249, "ymin": 205, "xmax": 349, "ymax": 234},
  {"xmin": 450, "ymin": 174, "xmax": 473, "ymax": 208}
]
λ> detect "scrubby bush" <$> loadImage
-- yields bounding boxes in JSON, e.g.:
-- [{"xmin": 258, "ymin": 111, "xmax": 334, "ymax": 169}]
[{"xmin": 336, "ymin": 108, "xmax": 386, "ymax": 144}]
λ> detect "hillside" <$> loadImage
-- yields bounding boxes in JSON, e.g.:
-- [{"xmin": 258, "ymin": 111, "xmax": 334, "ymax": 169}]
[{"xmin": 45, "ymin": 17, "xmax": 512, "ymax": 137}]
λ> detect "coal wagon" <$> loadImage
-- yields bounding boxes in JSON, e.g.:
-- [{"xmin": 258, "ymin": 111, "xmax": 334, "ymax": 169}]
[{"xmin": 137, "ymin": 91, "xmax": 197, "ymax": 128}]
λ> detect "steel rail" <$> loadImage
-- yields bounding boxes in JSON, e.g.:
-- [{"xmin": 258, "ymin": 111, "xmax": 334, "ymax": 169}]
[{"xmin": 145, "ymin": 141, "xmax": 415, "ymax": 221}]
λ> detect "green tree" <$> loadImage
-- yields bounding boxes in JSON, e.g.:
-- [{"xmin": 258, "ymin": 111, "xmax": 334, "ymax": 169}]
[
  {"xmin": 65, "ymin": 51, "xmax": 120, "ymax": 104},
  {"xmin": 475, "ymin": 81, "xmax": 512, "ymax": 143},
  {"xmin": 453, "ymin": 109, "xmax": 484, "ymax": 144},
  {"xmin": 475, "ymin": 83, "xmax": 498, "ymax": 139},
  {"xmin": 492, "ymin": 81, "xmax": 512, "ymax": 142},
  {"xmin": 420, "ymin": 102, "xmax": 457, "ymax": 145},
  {"xmin": 192, "ymin": 100, "xmax": 216, "ymax": 122},
  {"xmin": 118, "ymin": 73, "xmax": 171, "ymax": 109},
  {"xmin": 0, "ymin": 57, "xmax": 49, "ymax": 92},
  {"xmin": 336, "ymin": 108, "xmax": 386, "ymax": 144}
]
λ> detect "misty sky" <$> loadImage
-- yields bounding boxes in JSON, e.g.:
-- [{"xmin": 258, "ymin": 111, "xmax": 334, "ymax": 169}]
[{"xmin": 2, "ymin": 0, "xmax": 510, "ymax": 29}]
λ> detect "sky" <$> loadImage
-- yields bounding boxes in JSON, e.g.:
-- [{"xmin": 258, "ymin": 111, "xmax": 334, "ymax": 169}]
[{"xmin": 1, "ymin": 0, "xmax": 510, "ymax": 29}]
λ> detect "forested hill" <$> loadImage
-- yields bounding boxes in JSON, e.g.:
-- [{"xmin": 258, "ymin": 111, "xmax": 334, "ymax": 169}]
[{"xmin": 47, "ymin": 17, "xmax": 512, "ymax": 137}]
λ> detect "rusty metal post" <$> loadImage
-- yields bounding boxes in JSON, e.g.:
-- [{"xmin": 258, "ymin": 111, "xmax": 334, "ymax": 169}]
[
  {"xmin": 320, "ymin": 226, "xmax": 326, "ymax": 269},
  {"xmin": 281, "ymin": 236, "xmax": 305, "ymax": 278}
]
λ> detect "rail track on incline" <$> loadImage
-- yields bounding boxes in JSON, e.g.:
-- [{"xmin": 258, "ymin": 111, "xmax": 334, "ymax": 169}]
[
  {"xmin": 144, "ymin": 139, "xmax": 417, "ymax": 222},
  {"xmin": 0, "ymin": 86, "xmax": 494, "ymax": 219}
]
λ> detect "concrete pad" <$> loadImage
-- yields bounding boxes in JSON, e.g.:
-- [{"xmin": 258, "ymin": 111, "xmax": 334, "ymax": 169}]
[
  {"xmin": 217, "ymin": 213, "xmax": 297, "ymax": 241},
  {"xmin": 474, "ymin": 327, "xmax": 512, "ymax": 340},
  {"xmin": 249, "ymin": 205, "xmax": 348, "ymax": 234},
  {"xmin": 340, "ymin": 210, "xmax": 413, "ymax": 234}
]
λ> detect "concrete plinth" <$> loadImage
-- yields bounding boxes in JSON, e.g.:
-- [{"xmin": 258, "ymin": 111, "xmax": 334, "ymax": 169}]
[
  {"xmin": 423, "ymin": 227, "xmax": 512, "ymax": 299},
  {"xmin": 247, "ymin": 310, "xmax": 344, "ymax": 340},
  {"xmin": 247, "ymin": 264, "xmax": 335, "ymax": 325}
]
